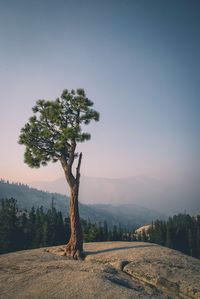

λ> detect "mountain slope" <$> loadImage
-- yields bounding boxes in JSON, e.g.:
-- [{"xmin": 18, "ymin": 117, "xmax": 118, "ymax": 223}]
[
  {"xmin": 30, "ymin": 175, "xmax": 200, "ymax": 215},
  {"xmin": 0, "ymin": 180, "xmax": 165, "ymax": 229}
]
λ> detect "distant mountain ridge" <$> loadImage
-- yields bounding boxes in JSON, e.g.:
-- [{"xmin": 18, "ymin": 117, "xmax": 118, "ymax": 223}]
[
  {"xmin": 0, "ymin": 180, "xmax": 165, "ymax": 229},
  {"xmin": 30, "ymin": 175, "xmax": 200, "ymax": 215}
]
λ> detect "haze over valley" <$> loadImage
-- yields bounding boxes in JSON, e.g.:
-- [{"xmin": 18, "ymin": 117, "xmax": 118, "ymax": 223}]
[
  {"xmin": 0, "ymin": 180, "xmax": 165, "ymax": 230},
  {"xmin": 28, "ymin": 174, "xmax": 199, "ymax": 216}
]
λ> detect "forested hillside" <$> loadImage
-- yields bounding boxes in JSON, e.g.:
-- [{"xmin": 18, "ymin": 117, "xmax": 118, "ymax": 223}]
[
  {"xmin": 0, "ymin": 198, "xmax": 124, "ymax": 254},
  {"xmin": 0, "ymin": 180, "xmax": 164, "ymax": 229},
  {"xmin": 137, "ymin": 214, "xmax": 200, "ymax": 259}
]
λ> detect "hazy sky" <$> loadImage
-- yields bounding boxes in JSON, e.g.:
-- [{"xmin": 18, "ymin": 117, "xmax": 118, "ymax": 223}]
[{"xmin": 0, "ymin": 0, "xmax": 200, "ymax": 184}]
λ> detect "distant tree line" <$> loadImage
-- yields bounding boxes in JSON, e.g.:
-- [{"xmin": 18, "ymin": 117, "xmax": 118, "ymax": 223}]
[
  {"xmin": 2, "ymin": 198, "xmax": 199, "ymax": 259},
  {"xmin": 138, "ymin": 214, "xmax": 200, "ymax": 259},
  {"xmin": 82, "ymin": 219, "xmax": 124, "ymax": 242},
  {"xmin": 0, "ymin": 198, "xmax": 124, "ymax": 254}
]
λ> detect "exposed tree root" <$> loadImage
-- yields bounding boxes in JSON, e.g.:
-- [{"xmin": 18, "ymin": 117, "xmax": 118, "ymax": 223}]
[{"xmin": 65, "ymin": 242, "xmax": 84, "ymax": 260}]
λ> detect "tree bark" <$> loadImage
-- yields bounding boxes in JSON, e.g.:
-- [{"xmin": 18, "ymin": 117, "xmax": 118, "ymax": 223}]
[
  {"xmin": 61, "ymin": 153, "xmax": 83, "ymax": 259},
  {"xmin": 65, "ymin": 182, "xmax": 83, "ymax": 259}
]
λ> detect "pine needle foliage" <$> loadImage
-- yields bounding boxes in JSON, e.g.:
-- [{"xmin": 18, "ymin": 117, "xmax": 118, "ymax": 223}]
[{"xmin": 18, "ymin": 89, "xmax": 99, "ymax": 168}]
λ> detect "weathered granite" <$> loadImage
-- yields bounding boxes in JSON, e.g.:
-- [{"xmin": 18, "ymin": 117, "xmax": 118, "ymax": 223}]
[{"xmin": 0, "ymin": 242, "xmax": 199, "ymax": 299}]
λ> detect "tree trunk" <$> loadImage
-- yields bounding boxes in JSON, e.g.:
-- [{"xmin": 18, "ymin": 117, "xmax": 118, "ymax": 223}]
[
  {"xmin": 61, "ymin": 153, "xmax": 83, "ymax": 259},
  {"xmin": 65, "ymin": 182, "xmax": 83, "ymax": 259}
]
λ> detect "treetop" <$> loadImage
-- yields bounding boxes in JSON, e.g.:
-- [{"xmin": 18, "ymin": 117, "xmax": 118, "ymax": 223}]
[{"xmin": 19, "ymin": 88, "xmax": 99, "ymax": 168}]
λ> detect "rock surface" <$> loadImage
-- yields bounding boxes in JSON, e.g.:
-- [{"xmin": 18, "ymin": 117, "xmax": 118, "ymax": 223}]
[{"xmin": 0, "ymin": 242, "xmax": 200, "ymax": 299}]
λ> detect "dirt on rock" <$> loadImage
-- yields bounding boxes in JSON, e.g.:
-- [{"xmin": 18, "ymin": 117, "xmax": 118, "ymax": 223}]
[{"xmin": 0, "ymin": 242, "xmax": 199, "ymax": 299}]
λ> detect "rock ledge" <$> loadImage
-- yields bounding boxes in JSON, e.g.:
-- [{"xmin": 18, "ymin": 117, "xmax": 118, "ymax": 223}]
[{"xmin": 0, "ymin": 242, "xmax": 199, "ymax": 299}]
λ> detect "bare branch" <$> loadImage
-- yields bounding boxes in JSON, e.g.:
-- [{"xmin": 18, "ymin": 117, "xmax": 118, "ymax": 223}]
[
  {"xmin": 69, "ymin": 140, "xmax": 76, "ymax": 168},
  {"xmin": 60, "ymin": 155, "xmax": 76, "ymax": 187},
  {"xmin": 76, "ymin": 152, "xmax": 82, "ymax": 181}
]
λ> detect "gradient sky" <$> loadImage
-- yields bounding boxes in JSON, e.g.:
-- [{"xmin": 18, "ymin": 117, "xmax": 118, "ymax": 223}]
[{"xmin": 0, "ymin": 0, "xmax": 200, "ymax": 184}]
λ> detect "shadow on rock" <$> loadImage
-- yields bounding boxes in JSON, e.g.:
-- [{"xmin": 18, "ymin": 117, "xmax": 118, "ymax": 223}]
[{"xmin": 84, "ymin": 244, "xmax": 156, "ymax": 255}]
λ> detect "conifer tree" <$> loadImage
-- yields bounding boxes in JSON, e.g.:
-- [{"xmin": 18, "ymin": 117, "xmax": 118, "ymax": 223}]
[
  {"xmin": 28, "ymin": 207, "xmax": 36, "ymax": 248},
  {"xmin": 0, "ymin": 198, "xmax": 18, "ymax": 253},
  {"xmin": 103, "ymin": 221, "xmax": 108, "ymax": 241},
  {"xmin": 112, "ymin": 225, "xmax": 118, "ymax": 241},
  {"xmin": 19, "ymin": 89, "xmax": 99, "ymax": 259}
]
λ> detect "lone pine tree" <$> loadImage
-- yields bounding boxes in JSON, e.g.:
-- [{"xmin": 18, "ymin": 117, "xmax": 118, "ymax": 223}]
[{"xmin": 19, "ymin": 88, "xmax": 99, "ymax": 259}]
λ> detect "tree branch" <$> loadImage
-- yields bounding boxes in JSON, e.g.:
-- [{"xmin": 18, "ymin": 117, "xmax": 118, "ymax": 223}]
[
  {"xmin": 76, "ymin": 152, "xmax": 82, "ymax": 181},
  {"xmin": 60, "ymin": 155, "xmax": 76, "ymax": 188},
  {"xmin": 69, "ymin": 140, "xmax": 76, "ymax": 168}
]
